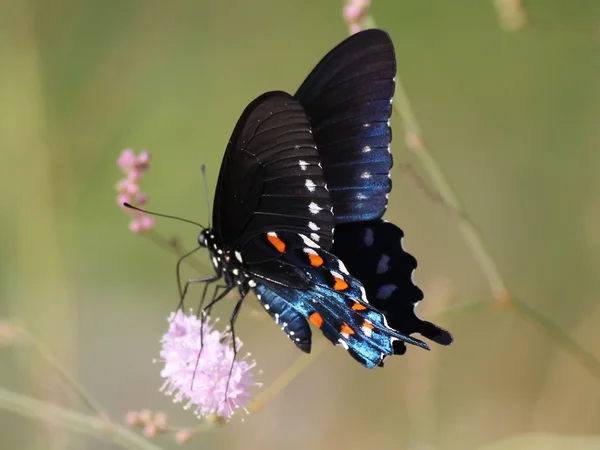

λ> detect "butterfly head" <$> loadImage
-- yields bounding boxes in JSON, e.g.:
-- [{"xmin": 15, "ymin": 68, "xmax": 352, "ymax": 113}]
[{"xmin": 198, "ymin": 228, "xmax": 211, "ymax": 248}]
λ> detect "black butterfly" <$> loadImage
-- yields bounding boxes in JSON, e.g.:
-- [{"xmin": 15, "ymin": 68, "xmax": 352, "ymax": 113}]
[{"xmin": 194, "ymin": 29, "xmax": 452, "ymax": 368}]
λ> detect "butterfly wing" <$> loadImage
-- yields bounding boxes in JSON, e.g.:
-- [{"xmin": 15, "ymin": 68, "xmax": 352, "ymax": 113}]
[
  {"xmin": 254, "ymin": 283, "xmax": 312, "ymax": 353},
  {"xmin": 246, "ymin": 231, "xmax": 428, "ymax": 367},
  {"xmin": 296, "ymin": 31, "xmax": 452, "ymax": 354},
  {"xmin": 295, "ymin": 29, "xmax": 395, "ymax": 223},
  {"xmin": 212, "ymin": 91, "xmax": 334, "ymax": 255},
  {"xmin": 332, "ymin": 220, "xmax": 454, "ymax": 354}
]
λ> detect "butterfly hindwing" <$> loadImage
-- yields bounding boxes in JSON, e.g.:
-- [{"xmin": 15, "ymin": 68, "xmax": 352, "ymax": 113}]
[
  {"xmin": 247, "ymin": 231, "xmax": 428, "ymax": 367},
  {"xmin": 254, "ymin": 284, "xmax": 312, "ymax": 353},
  {"xmin": 332, "ymin": 220, "xmax": 454, "ymax": 354},
  {"xmin": 295, "ymin": 29, "xmax": 395, "ymax": 223}
]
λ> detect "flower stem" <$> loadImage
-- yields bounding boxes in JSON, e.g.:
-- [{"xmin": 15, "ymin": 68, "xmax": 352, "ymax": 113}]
[
  {"xmin": 248, "ymin": 339, "xmax": 328, "ymax": 412},
  {"xmin": 511, "ymin": 298, "xmax": 600, "ymax": 380},
  {"xmin": 19, "ymin": 325, "xmax": 108, "ymax": 418},
  {"xmin": 0, "ymin": 388, "xmax": 162, "ymax": 450},
  {"xmin": 428, "ymin": 299, "xmax": 493, "ymax": 320}
]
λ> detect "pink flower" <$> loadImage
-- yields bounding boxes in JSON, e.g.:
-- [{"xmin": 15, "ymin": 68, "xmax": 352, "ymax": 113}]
[
  {"xmin": 343, "ymin": 0, "xmax": 372, "ymax": 33},
  {"xmin": 157, "ymin": 311, "xmax": 260, "ymax": 421},
  {"xmin": 137, "ymin": 150, "xmax": 151, "ymax": 168},
  {"xmin": 117, "ymin": 148, "xmax": 137, "ymax": 170},
  {"xmin": 343, "ymin": 5, "xmax": 362, "ymax": 22},
  {"xmin": 116, "ymin": 148, "xmax": 154, "ymax": 233},
  {"xmin": 117, "ymin": 193, "xmax": 131, "ymax": 208}
]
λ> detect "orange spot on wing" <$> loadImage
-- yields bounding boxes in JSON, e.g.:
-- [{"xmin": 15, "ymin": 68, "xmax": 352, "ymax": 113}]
[
  {"xmin": 362, "ymin": 320, "xmax": 374, "ymax": 330},
  {"xmin": 308, "ymin": 252, "xmax": 324, "ymax": 267},
  {"xmin": 352, "ymin": 301, "xmax": 367, "ymax": 311},
  {"xmin": 333, "ymin": 276, "xmax": 349, "ymax": 291},
  {"xmin": 267, "ymin": 233, "xmax": 286, "ymax": 253},
  {"xmin": 340, "ymin": 322, "xmax": 355, "ymax": 336},
  {"xmin": 309, "ymin": 312, "xmax": 323, "ymax": 328}
]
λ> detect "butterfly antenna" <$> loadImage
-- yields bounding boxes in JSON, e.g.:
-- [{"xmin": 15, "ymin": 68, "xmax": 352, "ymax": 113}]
[
  {"xmin": 200, "ymin": 164, "xmax": 211, "ymax": 228},
  {"xmin": 123, "ymin": 203, "xmax": 205, "ymax": 228}
]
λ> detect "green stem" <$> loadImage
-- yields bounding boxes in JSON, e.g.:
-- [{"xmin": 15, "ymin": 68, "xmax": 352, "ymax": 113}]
[
  {"xmin": 0, "ymin": 388, "xmax": 162, "ymax": 450},
  {"xmin": 19, "ymin": 326, "xmax": 108, "ymax": 418},
  {"xmin": 248, "ymin": 339, "xmax": 328, "ymax": 412},
  {"xmin": 511, "ymin": 299, "xmax": 600, "ymax": 380},
  {"xmin": 428, "ymin": 299, "xmax": 493, "ymax": 320}
]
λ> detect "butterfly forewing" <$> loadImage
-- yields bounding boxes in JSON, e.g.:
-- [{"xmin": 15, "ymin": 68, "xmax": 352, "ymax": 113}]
[
  {"xmin": 212, "ymin": 91, "xmax": 334, "ymax": 254},
  {"xmin": 295, "ymin": 29, "xmax": 395, "ymax": 223}
]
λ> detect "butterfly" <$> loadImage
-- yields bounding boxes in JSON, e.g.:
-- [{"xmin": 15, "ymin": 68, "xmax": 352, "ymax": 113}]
[{"xmin": 194, "ymin": 29, "xmax": 452, "ymax": 368}]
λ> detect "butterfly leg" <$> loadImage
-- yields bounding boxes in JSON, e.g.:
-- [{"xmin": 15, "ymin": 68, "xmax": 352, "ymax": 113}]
[
  {"xmin": 177, "ymin": 275, "xmax": 220, "ymax": 312},
  {"xmin": 190, "ymin": 284, "xmax": 236, "ymax": 391},
  {"xmin": 225, "ymin": 290, "xmax": 248, "ymax": 395},
  {"xmin": 175, "ymin": 246, "xmax": 204, "ymax": 307},
  {"xmin": 197, "ymin": 284, "xmax": 229, "ymax": 317}
]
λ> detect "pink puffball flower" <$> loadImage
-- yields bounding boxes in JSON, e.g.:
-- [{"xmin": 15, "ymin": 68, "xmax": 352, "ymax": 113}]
[{"xmin": 157, "ymin": 311, "xmax": 260, "ymax": 421}]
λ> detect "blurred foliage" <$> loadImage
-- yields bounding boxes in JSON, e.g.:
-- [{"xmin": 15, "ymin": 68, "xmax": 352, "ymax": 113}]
[{"xmin": 1, "ymin": 0, "xmax": 600, "ymax": 449}]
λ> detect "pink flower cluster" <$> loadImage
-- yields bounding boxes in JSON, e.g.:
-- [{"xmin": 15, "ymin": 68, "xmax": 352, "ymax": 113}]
[
  {"xmin": 116, "ymin": 148, "xmax": 154, "ymax": 233},
  {"xmin": 343, "ymin": 0, "xmax": 372, "ymax": 34},
  {"xmin": 158, "ymin": 311, "xmax": 260, "ymax": 421}
]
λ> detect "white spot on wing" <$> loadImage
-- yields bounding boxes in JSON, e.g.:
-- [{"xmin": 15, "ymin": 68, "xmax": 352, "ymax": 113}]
[
  {"xmin": 268, "ymin": 231, "xmax": 277, "ymax": 238},
  {"xmin": 361, "ymin": 172, "xmax": 371, "ymax": 179},
  {"xmin": 305, "ymin": 179, "xmax": 316, "ymax": 192},
  {"xmin": 337, "ymin": 338, "xmax": 349, "ymax": 350},
  {"xmin": 338, "ymin": 259, "xmax": 349, "ymax": 275},
  {"xmin": 299, "ymin": 233, "xmax": 320, "ymax": 248},
  {"xmin": 303, "ymin": 247, "xmax": 318, "ymax": 256},
  {"xmin": 299, "ymin": 160, "xmax": 308, "ymax": 171},
  {"xmin": 362, "ymin": 324, "xmax": 373, "ymax": 337},
  {"xmin": 359, "ymin": 285, "xmax": 369, "ymax": 303},
  {"xmin": 248, "ymin": 279, "xmax": 257, "ymax": 288},
  {"xmin": 234, "ymin": 251, "xmax": 243, "ymax": 262},
  {"xmin": 377, "ymin": 254, "xmax": 390, "ymax": 274},
  {"xmin": 376, "ymin": 284, "xmax": 398, "ymax": 300},
  {"xmin": 308, "ymin": 221, "xmax": 319, "ymax": 231},
  {"xmin": 264, "ymin": 303, "xmax": 270, "ymax": 310},
  {"xmin": 308, "ymin": 202, "xmax": 322, "ymax": 215},
  {"xmin": 330, "ymin": 270, "xmax": 343, "ymax": 279},
  {"xmin": 310, "ymin": 232, "xmax": 320, "ymax": 242},
  {"xmin": 362, "ymin": 145, "xmax": 372, "ymax": 153}
]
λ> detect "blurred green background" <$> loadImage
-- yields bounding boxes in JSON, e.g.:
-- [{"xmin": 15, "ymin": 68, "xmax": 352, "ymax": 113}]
[{"xmin": 1, "ymin": 0, "xmax": 600, "ymax": 449}]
